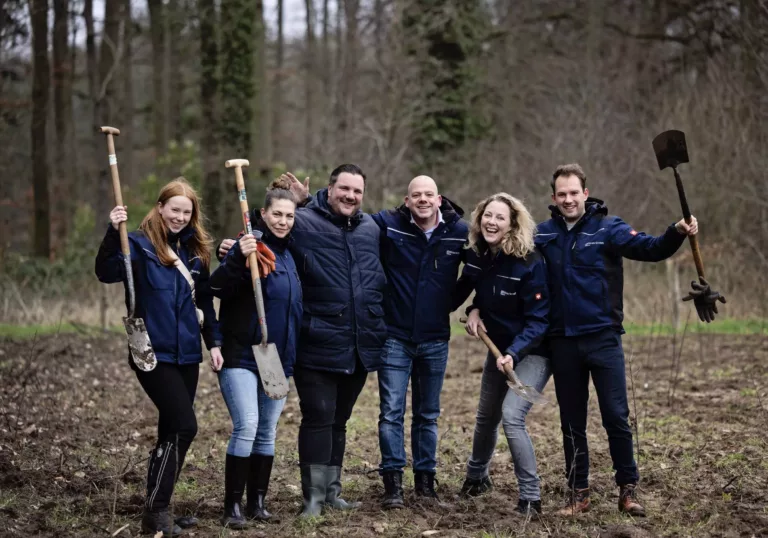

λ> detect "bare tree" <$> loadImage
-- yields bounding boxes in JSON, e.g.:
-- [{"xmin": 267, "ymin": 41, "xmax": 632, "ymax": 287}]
[
  {"xmin": 121, "ymin": 0, "xmax": 135, "ymax": 187},
  {"xmin": 30, "ymin": 0, "xmax": 51, "ymax": 257},
  {"xmin": 147, "ymin": 0, "xmax": 166, "ymax": 157},
  {"xmin": 304, "ymin": 0, "xmax": 316, "ymax": 163},
  {"xmin": 272, "ymin": 0, "xmax": 284, "ymax": 161},
  {"xmin": 53, "ymin": 0, "xmax": 73, "ymax": 246}
]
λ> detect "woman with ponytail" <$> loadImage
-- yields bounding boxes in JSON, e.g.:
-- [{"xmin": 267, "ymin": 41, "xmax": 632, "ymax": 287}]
[
  {"xmin": 209, "ymin": 181, "xmax": 302, "ymax": 529},
  {"xmin": 95, "ymin": 178, "xmax": 223, "ymax": 536}
]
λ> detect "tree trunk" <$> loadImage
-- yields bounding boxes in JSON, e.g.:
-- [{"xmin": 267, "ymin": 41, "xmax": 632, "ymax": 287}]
[
  {"xmin": 199, "ymin": 0, "xmax": 224, "ymax": 238},
  {"xmin": 84, "ymin": 0, "xmax": 100, "ymax": 216},
  {"xmin": 272, "ymin": 0, "xmax": 283, "ymax": 161},
  {"xmin": 30, "ymin": 0, "xmax": 51, "ymax": 258},
  {"xmin": 147, "ymin": 0, "xmax": 167, "ymax": 157},
  {"xmin": 339, "ymin": 0, "xmax": 359, "ymax": 149},
  {"xmin": 122, "ymin": 0, "xmax": 135, "ymax": 187},
  {"xmin": 167, "ymin": 0, "xmax": 183, "ymax": 142},
  {"xmin": 252, "ymin": 0, "xmax": 270, "ymax": 167},
  {"xmin": 53, "ymin": 0, "xmax": 72, "ymax": 252},
  {"xmin": 304, "ymin": 0, "xmax": 315, "ymax": 163},
  {"xmin": 98, "ymin": 0, "xmax": 122, "ymax": 221}
]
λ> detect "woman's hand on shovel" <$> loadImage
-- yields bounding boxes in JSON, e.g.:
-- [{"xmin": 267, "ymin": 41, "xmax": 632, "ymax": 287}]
[
  {"xmin": 210, "ymin": 347, "xmax": 223, "ymax": 372},
  {"xmin": 110, "ymin": 205, "xmax": 127, "ymax": 230},
  {"xmin": 464, "ymin": 308, "xmax": 487, "ymax": 339}
]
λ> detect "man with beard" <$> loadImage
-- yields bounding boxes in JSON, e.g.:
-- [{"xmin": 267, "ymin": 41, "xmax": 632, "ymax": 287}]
[{"xmin": 219, "ymin": 164, "xmax": 387, "ymax": 517}]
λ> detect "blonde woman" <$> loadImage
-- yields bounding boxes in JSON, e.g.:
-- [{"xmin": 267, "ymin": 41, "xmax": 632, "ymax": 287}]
[{"xmin": 452, "ymin": 193, "xmax": 550, "ymax": 515}]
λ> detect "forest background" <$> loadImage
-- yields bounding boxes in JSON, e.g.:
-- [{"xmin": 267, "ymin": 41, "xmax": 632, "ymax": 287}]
[{"xmin": 1, "ymin": 0, "xmax": 767, "ymax": 330}]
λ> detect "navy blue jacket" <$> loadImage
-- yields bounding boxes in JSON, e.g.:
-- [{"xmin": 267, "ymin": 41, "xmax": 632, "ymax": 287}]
[
  {"xmin": 372, "ymin": 198, "xmax": 468, "ymax": 344},
  {"xmin": 209, "ymin": 217, "xmax": 302, "ymax": 377},
  {"xmin": 535, "ymin": 198, "xmax": 686, "ymax": 337},
  {"xmin": 453, "ymin": 246, "xmax": 549, "ymax": 361},
  {"xmin": 95, "ymin": 225, "xmax": 222, "ymax": 365},
  {"xmin": 289, "ymin": 189, "xmax": 388, "ymax": 374}
]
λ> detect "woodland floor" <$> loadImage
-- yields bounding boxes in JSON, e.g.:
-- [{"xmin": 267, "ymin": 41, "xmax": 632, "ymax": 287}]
[{"xmin": 0, "ymin": 331, "xmax": 766, "ymax": 537}]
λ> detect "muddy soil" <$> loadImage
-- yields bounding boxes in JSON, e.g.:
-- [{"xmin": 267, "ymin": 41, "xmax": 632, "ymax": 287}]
[{"xmin": 0, "ymin": 331, "xmax": 766, "ymax": 537}]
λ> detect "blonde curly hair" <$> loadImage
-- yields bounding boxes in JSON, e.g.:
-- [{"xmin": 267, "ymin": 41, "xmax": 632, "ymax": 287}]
[{"xmin": 468, "ymin": 192, "xmax": 536, "ymax": 259}]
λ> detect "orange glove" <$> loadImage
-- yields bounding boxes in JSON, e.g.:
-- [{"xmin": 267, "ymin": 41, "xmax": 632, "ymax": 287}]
[{"xmin": 255, "ymin": 241, "xmax": 276, "ymax": 278}]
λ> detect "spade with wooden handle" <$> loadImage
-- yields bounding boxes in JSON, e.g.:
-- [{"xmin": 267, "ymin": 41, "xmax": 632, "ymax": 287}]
[
  {"xmin": 99, "ymin": 126, "xmax": 157, "ymax": 372},
  {"xmin": 652, "ymin": 130, "xmax": 726, "ymax": 323},
  {"xmin": 225, "ymin": 159, "xmax": 289, "ymax": 400},
  {"xmin": 460, "ymin": 317, "xmax": 547, "ymax": 405}
]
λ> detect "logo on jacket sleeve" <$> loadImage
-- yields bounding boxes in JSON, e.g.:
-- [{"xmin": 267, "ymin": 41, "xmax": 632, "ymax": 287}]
[
  {"xmin": 535, "ymin": 293, "xmax": 542, "ymax": 300},
  {"xmin": 630, "ymin": 229, "xmax": 638, "ymax": 236}
]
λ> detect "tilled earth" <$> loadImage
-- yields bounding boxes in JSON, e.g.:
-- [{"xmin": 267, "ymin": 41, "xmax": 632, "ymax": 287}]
[{"xmin": 0, "ymin": 331, "xmax": 766, "ymax": 537}]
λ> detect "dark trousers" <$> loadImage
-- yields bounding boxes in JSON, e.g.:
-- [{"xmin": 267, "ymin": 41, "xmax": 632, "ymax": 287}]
[
  {"xmin": 294, "ymin": 361, "xmax": 368, "ymax": 466},
  {"xmin": 135, "ymin": 362, "xmax": 199, "ymax": 510},
  {"xmin": 550, "ymin": 329, "xmax": 639, "ymax": 490}
]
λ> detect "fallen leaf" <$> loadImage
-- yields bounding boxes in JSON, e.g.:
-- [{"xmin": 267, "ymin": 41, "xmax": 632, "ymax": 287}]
[
  {"xmin": 74, "ymin": 471, "xmax": 85, "ymax": 478},
  {"xmin": 422, "ymin": 532, "xmax": 440, "ymax": 537},
  {"xmin": 373, "ymin": 522, "xmax": 388, "ymax": 533}
]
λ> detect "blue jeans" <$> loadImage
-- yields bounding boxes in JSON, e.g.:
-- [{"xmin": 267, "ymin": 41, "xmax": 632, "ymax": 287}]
[
  {"xmin": 550, "ymin": 329, "xmax": 639, "ymax": 489},
  {"xmin": 377, "ymin": 337, "xmax": 449, "ymax": 473},
  {"xmin": 218, "ymin": 368, "xmax": 287, "ymax": 457},
  {"xmin": 466, "ymin": 352, "xmax": 550, "ymax": 501}
]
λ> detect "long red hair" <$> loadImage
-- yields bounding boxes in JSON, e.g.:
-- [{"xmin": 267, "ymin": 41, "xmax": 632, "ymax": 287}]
[{"xmin": 139, "ymin": 178, "xmax": 213, "ymax": 268}]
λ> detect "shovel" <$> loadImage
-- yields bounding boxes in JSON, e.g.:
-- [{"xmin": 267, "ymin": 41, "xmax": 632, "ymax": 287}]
[
  {"xmin": 460, "ymin": 317, "xmax": 547, "ymax": 405},
  {"xmin": 225, "ymin": 159, "xmax": 290, "ymax": 400},
  {"xmin": 99, "ymin": 126, "xmax": 156, "ymax": 372},
  {"xmin": 652, "ymin": 130, "xmax": 727, "ymax": 322}
]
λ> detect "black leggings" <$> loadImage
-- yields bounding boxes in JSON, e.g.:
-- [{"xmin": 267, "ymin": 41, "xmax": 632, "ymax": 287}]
[
  {"xmin": 136, "ymin": 362, "xmax": 199, "ymax": 486},
  {"xmin": 294, "ymin": 361, "xmax": 368, "ymax": 466}
]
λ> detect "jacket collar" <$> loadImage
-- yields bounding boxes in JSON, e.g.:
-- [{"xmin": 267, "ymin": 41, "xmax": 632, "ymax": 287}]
[
  {"xmin": 307, "ymin": 188, "xmax": 364, "ymax": 227},
  {"xmin": 548, "ymin": 197, "xmax": 607, "ymax": 227}
]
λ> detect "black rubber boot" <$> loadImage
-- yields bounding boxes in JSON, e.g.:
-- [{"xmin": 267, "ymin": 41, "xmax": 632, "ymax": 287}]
[
  {"xmin": 325, "ymin": 466, "xmax": 361, "ymax": 510},
  {"xmin": 414, "ymin": 471, "xmax": 439, "ymax": 499},
  {"xmin": 141, "ymin": 510, "xmax": 182, "ymax": 537},
  {"xmin": 220, "ymin": 454, "xmax": 250, "ymax": 530},
  {"xmin": 245, "ymin": 454, "xmax": 274, "ymax": 521},
  {"xmin": 299, "ymin": 464, "xmax": 328, "ymax": 517},
  {"xmin": 515, "ymin": 499, "xmax": 542, "ymax": 515},
  {"xmin": 459, "ymin": 476, "xmax": 493, "ymax": 498},
  {"xmin": 381, "ymin": 471, "xmax": 404, "ymax": 510}
]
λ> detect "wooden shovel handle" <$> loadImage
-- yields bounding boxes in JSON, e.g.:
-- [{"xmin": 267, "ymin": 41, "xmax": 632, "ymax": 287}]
[
  {"xmin": 100, "ymin": 127, "xmax": 129, "ymax": 257},
  {"xmin": 460, "ymin": 317, "xmax": 515, "ymax": 378},
  {"xmin": 229, "ymin": 160, "xmax": 269, "ymax": 343},
  {"xmin": 673, "ymin": 167, "xmax": 706, "ymax": 279}
]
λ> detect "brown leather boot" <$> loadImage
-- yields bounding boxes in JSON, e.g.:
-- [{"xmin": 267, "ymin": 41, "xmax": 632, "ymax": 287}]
[
  {"xmin": 556, "ymin": 487, "xmax": 590, "ymax": 516},
  {"xmin": 618, "ymin": 483, "xmax": 646, "ymax": 517}
]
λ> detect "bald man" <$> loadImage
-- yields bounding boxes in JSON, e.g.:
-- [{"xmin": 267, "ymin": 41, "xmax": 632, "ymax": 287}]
[{"xmin": 371, "ymin": 176, "xmax": 469, "ymax": 509}]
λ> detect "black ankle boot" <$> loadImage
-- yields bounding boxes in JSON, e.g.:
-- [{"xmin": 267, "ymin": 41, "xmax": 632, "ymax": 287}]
[
  {"xmin": 459, "ymin": 476, "xmax": 493, "ymax": 498},
  {"xmin": 141, "ymin": 509, "xmax": 182, "ymax": 537},
  {"xmin": 382, "ymin": 471, "xmax": 404, "ymax": 510},
  {"xmin": 299, "ymin": 464, "xmax": 327, "ymax": 518},
  {"xmin": 414, "ymin": 471, "xmax": 439, "ymax": 499},
  {"xmin": 220, "ymin": 454, "xmax": 250, "ymax": 529},
  {"xmin": 246, "ymin": 454, "xmax": 274, "ymax": 521},
  {"xmin": 515, "ymin": 499, "xmax": 542, "ymax": 515}
]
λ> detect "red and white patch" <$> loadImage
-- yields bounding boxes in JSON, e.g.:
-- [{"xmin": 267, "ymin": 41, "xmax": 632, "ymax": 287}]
[
  {"xmin": 630, "ymin": 229, "xmax": 638, "ymax": 236},
  {"xmin": 535, "ymin": 293, "xmax": 542, "ymax": 300}
]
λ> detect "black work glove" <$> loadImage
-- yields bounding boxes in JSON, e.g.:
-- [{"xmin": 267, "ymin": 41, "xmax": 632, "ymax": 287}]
[{"xmin": 682, "ymin": 277, "xmax": 726, "ymax": 323}]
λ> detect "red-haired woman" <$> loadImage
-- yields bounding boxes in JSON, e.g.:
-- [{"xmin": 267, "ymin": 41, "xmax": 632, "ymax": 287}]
[{"xmin": 96, "ymin": 178, "xmax": 223, "ymax": 536}]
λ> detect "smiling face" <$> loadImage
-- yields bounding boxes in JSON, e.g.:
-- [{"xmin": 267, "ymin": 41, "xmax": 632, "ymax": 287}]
[
  {"xmin": 261, "ymin": 198, "xmax": 296, "ymax": 238},
  {"xmin": 327, "ymin": 172, "xmax": 365, "ymax": 217},
  {"xmin": 480, "ymin": 200, "xmax": 512, "ymax": 247},
  {"xmin": 405, "ymin": 175, "xmax": 442, "ymax": 225},
  {"xmin": 552, "ymin": 174, "xmax": 589, "ymax": 223},
  {"xmin": 158, "ymin": 195, "xmax": 194, "ymax": 233}
]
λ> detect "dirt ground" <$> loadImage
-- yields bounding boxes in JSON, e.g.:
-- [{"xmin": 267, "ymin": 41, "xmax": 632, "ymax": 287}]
[{"xmin": 0, "ymin": 331, "xmax": 766, "ymax": 538}]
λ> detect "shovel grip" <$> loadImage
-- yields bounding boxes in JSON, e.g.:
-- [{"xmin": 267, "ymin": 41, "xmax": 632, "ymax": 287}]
[{"xmin": 673, "ymin": 168, "xmax": 706, "ymax": 279}]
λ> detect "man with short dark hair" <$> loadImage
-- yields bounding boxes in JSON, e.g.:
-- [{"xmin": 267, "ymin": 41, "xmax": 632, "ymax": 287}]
[
  {"xmin": 219, "ymin": 164, "xmax": 388, "ymax": 517},
  {"xmin": 536, "ymin": 163, "xmax": 698, "ymax": 517}
]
